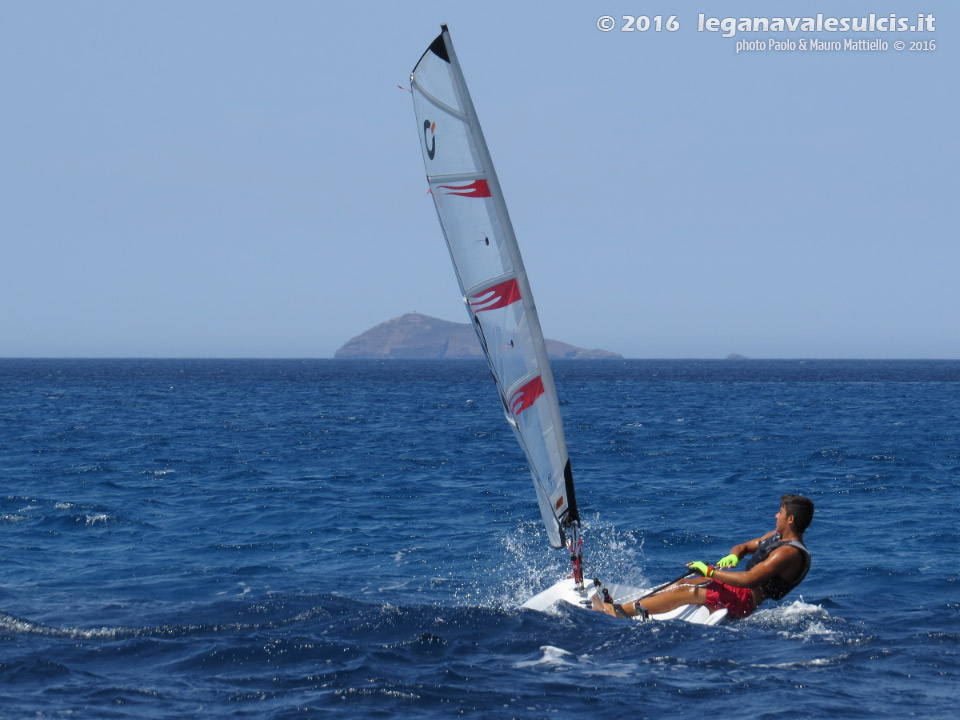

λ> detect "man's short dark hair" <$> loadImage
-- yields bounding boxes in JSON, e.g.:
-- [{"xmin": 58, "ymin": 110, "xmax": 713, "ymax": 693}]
[{"xmin": 781, "ymin": 494, "xmax": 814, "ymax": 533}]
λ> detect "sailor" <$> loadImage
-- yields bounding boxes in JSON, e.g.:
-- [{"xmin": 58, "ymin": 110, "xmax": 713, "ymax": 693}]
[{"xmin": 593, "ymin": 494, "xmax": 813, "ymax": 620}]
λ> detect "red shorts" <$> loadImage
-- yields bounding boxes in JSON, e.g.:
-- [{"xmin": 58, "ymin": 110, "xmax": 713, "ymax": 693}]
[{"xmin": 704, "ymin": 580, "xmax": 756, "ymax": 619}]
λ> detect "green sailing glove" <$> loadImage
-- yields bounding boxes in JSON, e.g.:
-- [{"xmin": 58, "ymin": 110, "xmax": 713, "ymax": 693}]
[
  {"xmin": 716, "ymin": 554, "xmax": 739, "ymax": 569},
  {"xmin": 687, "ymin": 561, "xmax": 715, "ymax": 578}
]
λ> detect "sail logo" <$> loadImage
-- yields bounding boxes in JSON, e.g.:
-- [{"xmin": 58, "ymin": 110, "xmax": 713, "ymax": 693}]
[
  {"xmin": 423, "ymin": 120, "xmax": 436, "ymax": 159},
  {"xmin": 470, "ymin": 279, "xmax": 521, "ymax": 312},
  {"xmin": 509, "ymin": 376, "xmax": 545, "ymax": 415},
  {"xmin": 439, "ymin": 179, "xmax": 491, "ymax": 198}
]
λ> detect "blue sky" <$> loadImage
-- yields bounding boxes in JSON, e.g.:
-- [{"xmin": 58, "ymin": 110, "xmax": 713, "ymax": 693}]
[{"xmin": 2, "ymin": 1, "xmax": 955, "ymax": 358}]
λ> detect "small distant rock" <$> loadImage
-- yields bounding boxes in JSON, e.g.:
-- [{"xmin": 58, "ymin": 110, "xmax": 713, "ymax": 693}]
[
  {"xmin": 726, "ymin": 353, "xmax": 749, "ymax": 360},
  {"xmin": 335, "ymin": 313, "xmax": 622, "ymax": 360}
]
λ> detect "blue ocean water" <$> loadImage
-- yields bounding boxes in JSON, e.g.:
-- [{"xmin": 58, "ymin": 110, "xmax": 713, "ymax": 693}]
[{"xmin": 1, "ymin": 358, "xmax": 957, "ymax": 718}]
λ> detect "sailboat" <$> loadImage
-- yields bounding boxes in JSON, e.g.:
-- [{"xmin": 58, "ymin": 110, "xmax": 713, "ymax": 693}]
[{"xmin": 409, "ymin": 25, "xmax": 725, "ymax": 625}]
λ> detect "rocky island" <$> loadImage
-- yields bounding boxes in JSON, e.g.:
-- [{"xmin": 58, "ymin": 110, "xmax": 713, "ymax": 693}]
[{"xmin": 335, "ymin": 313, "xmax": 622, "ymax": 360}]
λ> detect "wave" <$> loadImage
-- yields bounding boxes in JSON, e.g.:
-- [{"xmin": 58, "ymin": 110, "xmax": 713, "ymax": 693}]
[{"xmin": 0, "ymin": 598, "xmax": 340, "ymax": 642}]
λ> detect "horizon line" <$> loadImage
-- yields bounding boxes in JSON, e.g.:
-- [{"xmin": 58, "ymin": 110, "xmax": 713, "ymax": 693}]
[{"xmin": 2, "ymin": 357, "xmax": 959, "ymax": 362}]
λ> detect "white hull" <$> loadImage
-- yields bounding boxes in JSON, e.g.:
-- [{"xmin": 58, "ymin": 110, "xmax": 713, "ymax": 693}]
[{"xmin": 522, "ymin": 577, "xmax": 728, "ymax": 625}]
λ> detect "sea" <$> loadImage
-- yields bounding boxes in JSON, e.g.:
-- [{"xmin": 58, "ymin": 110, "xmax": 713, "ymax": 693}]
[{"xmin": 1, "ymin": 358, "xmax": 957, "ymax": 719}]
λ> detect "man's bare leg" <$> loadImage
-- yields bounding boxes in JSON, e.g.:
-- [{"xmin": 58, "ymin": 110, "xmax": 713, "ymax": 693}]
[{"xmin": 592, "ymin": 578, "xmax": 710, "ymax": 617}]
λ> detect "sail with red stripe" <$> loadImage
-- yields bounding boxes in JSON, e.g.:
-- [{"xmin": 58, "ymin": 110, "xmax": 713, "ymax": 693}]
[{"xmin": 410, "ymin": 25, "xmax": 579, "ymax": 550}]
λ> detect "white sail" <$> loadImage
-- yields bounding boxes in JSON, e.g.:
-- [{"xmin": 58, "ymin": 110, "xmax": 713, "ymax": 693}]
[{"xmin": 410, "ymin": 26, "xmax": 579, "ymax": 550}]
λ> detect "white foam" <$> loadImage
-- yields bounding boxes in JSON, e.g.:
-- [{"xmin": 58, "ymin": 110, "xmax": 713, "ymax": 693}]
[
  {"xmin": 514, "ymin": 645, "xmax": 575, "ymax": 668},
  {"xmin": 774, "ymin": 597, "xmax": 827, "ymax": 618},
  {"xmin": 0, "ymin": 613, "xmax": 126, "ymax": 640},
  {"xmin": 490, "ymin": 514, "xmax": 650, "ymax": 611},
  {"xmin": 392, "ymin": 546, "xmax": 424, "ymax": 563},
  {"xmin": 748, "ymin": 597, "xmax": 843, "ymax": 641},
  {"xmin": 786, "ymin": 619, "xmax": 836, "ymax": 639},
  {"xmin": 767, "ymin": 656, "xmax": 839, "ymax": 669}
]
